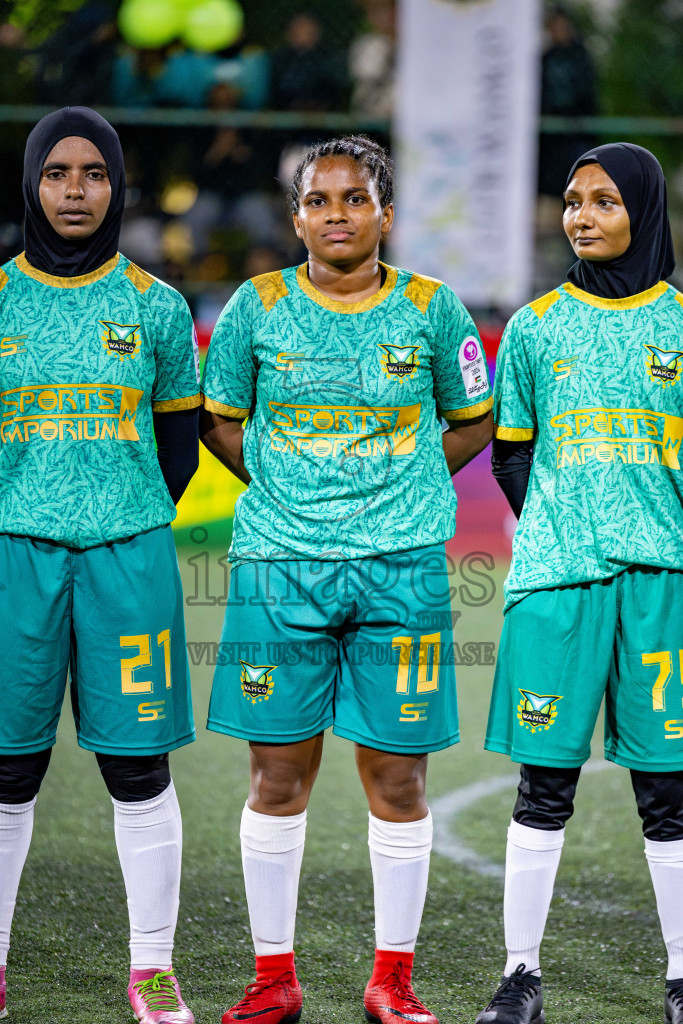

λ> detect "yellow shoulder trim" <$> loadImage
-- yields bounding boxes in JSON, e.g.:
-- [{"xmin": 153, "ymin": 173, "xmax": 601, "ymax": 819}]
[
  {"xmin": 443, "ymin": 395, "xmax": 493, "ymax": 420},
  {"xmin": 14, "ymin": 252, "xmax": 120, "ymax": 288},
  {"xmin": 674, "ymin": 292, "xmax": 683, "ymax": 310},
  {"xmin": 125, "ymin": 261, "xmax": 156, "ymax": 295},
  {"xmin": 295, "ymin": 262, "xmax": 398, "ymax": 314},
  {"xmin": 529, "ymin": 289, "xmax": 561, "ymax": 318},
  {"xmin": 494, "ymin": 425, "xmax": 535, "ymax": 441},
  {"xmin": 562, "ymin": 280, "xmax": 668, "ymax": 310},
  {"xmin": 0, "ymin": 269, "xmax": 8, "ymax": 293},
  {"xmin": 403, "ymin": 273, "xmax": 442, "ymax": 313},
  {"xmin": 202, "ymin": 394, "xmax": 250, "ymax": 419},
  {"xmin": 153, "ymin": 394, "xmax": 201, "ymax": 412},
  {"xmin": 251, "ymin": 271, "xmax": 288, "ymax": 312}
]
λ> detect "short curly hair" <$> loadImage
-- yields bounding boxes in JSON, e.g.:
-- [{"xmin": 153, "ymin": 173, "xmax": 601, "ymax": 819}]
[{"xmin": 290, "ymin": 135, "xmax": 394, "ymax": 213}]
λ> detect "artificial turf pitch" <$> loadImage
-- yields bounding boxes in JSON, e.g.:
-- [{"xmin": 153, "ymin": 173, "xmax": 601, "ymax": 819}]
[{"xmin": 7, "ymin": 547, "xmax": 668, "ymax": 1023}]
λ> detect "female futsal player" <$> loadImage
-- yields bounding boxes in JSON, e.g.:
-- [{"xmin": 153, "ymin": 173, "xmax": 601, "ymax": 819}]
[
  {"xmin": 478, "ymin": 144, "xmax": 683, "ymax": 1024},
  {"xmin": 200, "ymin": 135, "xmax": 493, "ymax": 1024},
  {"xmin": 0, "ymin": 107, "xmax": 199, "ymax": 1024}
]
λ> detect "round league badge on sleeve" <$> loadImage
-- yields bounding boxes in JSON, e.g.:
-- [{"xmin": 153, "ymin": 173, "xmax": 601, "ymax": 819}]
[{"xmin": 458, "ymin": 336, "xmax": 488, "ymax": 400}]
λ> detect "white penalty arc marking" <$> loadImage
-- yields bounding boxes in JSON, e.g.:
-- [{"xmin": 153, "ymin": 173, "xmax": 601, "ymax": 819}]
[{"xmin": 431, "ymin": 759, "xmax": 612, "ymax": 879}]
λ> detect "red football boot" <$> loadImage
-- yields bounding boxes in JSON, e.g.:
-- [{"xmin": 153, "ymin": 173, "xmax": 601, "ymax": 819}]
[
  {"xmin": 221, "ymin": 971, "xmax": 302, "ymax": 1024},
  {"xmin": 364, "ymin": 959, "xmax": 438, "ymax": 1024}
]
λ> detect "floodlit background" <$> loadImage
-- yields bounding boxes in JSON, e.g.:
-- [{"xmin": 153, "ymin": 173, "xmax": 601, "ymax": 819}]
[
  {"xmin": 0, "ymin": 1, "xmax": 680, "ymax": 1021},
  {"xmin": 4, "ymin": 0, "xmax": 681, "ymax": 551}
]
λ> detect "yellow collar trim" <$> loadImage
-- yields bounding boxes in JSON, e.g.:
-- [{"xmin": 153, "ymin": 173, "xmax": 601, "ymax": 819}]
[
  {"xmin": 14, "ymin": 252, "xmax": 120, "ymax": 288},
  {"xmin": 562, "ymin": 280, "xmax": 668, "ymax": 310},
  {"xmin": 296, "ymin": 262, "xmax": 398, "ymax": 313}
]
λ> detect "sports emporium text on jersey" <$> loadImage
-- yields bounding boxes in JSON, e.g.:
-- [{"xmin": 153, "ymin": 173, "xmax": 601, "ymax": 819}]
[
  {"xmin": 552, "ymin": 407, "xmax": 683, "ymax": 470},
  {"xmin": 0, "ymin": 384, "xmax": 143, "ymax": 443},
  {"xmin": 268, "ymin": 400, "xmax": 420, "ymax": 458}
]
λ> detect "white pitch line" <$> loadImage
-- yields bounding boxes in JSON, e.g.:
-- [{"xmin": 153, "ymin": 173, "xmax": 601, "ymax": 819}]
[{"xmin": 431, "ymin": 759, "xmax": 612, "ymax": 878}]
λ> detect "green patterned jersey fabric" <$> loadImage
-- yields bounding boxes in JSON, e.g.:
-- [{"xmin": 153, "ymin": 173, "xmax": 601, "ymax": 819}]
[
  {"xmin": 495, "ymin": 280, "xmax": 683, "ymax": 609},
  {"xmin": 202, "ymin": 262, "xmax": 492, "ymax": 563},
  {"xmin": 0, "ymin": 252, "xmax": 200, "ymax": 548}
]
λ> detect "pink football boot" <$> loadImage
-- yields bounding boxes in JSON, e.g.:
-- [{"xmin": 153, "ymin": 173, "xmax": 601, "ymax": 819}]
[{"xmin": 128, "ymin": 969, "xmax": 194, "ymax": 1024}]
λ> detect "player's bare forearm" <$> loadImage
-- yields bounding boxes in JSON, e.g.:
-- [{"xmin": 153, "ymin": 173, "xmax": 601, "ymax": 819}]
[
  {"xmin": 442, "ymin": 410, "xmax": 493, "ymax": 476},
  {"xmin": 199, "ymin": 407, "xmax": 252, "ymax": 485}
]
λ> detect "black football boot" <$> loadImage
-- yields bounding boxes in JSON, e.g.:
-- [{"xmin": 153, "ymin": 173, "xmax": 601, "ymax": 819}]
[{"xmin": 475, "ymin": 964, "xmax": 545, "ymax": 1024}]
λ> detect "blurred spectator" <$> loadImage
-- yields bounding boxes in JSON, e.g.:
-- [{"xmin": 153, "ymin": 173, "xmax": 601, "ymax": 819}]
[
  {"xmin": 349, "ymin": 0, "xmax": 395, "ymax": 118},
  {"xmin": 112, "ymin": 39, "xmax": 267, "ymax": 112},
  {"xmin": 0, "ymin": 21, "xmax": 34, "ymax": 102},
  {"xmin": 111, "ymin": 46, "xmax": 171, "ymax": 107},
  {"xmin": 112, "ymin": 45, "xmax": 219, "ymax": 108},
  {"xmin": 538, "ymin": 5, "xmax": 597, "ymax": 196},
  {"xmin": 34, "ymin": 1, "xmax": 117, "ymax": 106},
  {"xmin": 169, "ymin": 80, "xmax": 283, "ymax": 278},
  {"xmin": 0, "ymin": 22, "xmax": 33, "ymax": 235},
  {"xmin": 156, "ymin": 48, "xmax": 220, "ymax": 107},
  {"xmin": 213, "ymin": 41, "xmax": 269, "ymax": 110},
  {"xmin": 270, "ymin": 12, "xmax": 347, "ymax": 111}
]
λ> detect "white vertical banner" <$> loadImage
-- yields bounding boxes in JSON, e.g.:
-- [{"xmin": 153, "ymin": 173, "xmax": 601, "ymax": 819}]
[{"xmin": 392, "ymin": 0, "xmax": 541, "ymax": 309}]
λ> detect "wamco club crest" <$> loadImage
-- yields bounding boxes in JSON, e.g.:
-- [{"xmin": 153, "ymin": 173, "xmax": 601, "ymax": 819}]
[
  {"xmin": 101, "ymin": 320, "xmax": 142, "ymax": 361},
  {"xmin": 517, "ymin": 690, "xmax": 563, "ymax": 733},
  {"xmin": 378, "ymin": 343, "xmax": 421, "ymax": 382},
  {"xmin": 240, "ymin": 662, "xmax": 277, "ymax": 705},
  {"xmin": 644, "ymin": 344, "xmax": 683, "ymax": 387}
]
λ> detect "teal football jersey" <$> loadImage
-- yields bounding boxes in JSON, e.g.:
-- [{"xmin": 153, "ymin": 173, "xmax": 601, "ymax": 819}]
[
  {"xmin": 495, "ymin": 280, "xmax": 683, "ymax": 609},
  {"xmin": 202, "ymin": 263, "xmax": 492, "ymax": 562},
  {"xmin": 0, "ymin": 253, "xmax": 200, "ymax": 548}
]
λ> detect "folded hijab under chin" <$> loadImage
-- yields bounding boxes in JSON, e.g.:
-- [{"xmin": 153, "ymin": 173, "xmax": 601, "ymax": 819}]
[
  {"xmin": 22, "ymin": 106, "xmax": 125, "ymax": 278},
  {"xmin": 564, "ymin": 142, "xmax": 676, "ymax": 300}
]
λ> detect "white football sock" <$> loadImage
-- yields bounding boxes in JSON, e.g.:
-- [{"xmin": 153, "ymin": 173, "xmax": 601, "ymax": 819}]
[
  {"xmin": 240, "ymin": 804, "xmax": 307, "ymax": 956},
  {"xmin": 645, "ymin": 836, "xmax": 683, "ymax": 979},
  {"xmin": 503, "ymin": 819, "xmax": 565, "ymax": 976},
  {"xmin": 112, "ymin": 781, "xmax": 182, "ymax": 970},
  {"xmin": 368, "ymin": 811, "xmax": 433, "ymax": 952},
  {"xmin": 0, "ymin": 798, "xmax": 36, "ymax": 966}
]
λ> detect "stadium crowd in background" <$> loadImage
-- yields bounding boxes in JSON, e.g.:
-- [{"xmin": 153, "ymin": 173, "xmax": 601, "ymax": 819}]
[
  {"xmin": 0, "ymin": 0, "xmax": 603, "ymax": 315},
  {"xmin": 0, "ymin": 0, "xmax": 395, "ymax": 292}
]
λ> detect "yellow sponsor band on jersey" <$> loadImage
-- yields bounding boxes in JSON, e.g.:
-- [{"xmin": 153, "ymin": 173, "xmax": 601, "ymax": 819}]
[
  {"xmin": 268, "ymin": 401, "xmax": 421, "ymax": 457},
  {"xmin": 0, "ymin": 384, "xmax": 144, "ymax": 443},
  {"xmin": 551, "ymin": 406, "xmax": 683, "ymax": 470}
]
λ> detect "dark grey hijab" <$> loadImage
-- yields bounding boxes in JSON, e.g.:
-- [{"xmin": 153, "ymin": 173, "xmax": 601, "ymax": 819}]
[
  {"xmin": 23, "ymin": 106, "xmax": 125, "ymax": 277},
  {"xmin": 565, "ymin": 142, "xmax": 675, "ymax": 299}
]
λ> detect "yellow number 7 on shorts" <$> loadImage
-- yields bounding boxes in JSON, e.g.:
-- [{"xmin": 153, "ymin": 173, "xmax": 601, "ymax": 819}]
[{"xmin": 642, "ymin": 649, "xmax": 682, "ymax": 711}]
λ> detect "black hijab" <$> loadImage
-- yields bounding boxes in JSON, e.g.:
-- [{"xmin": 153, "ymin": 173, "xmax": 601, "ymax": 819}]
[
  {"xmin": 22, "ymin": 106, "xmax": 125, "ymax": 277},
  {"xmin": 564, "ymin": 142, "xmax": 675, "ymax": 299}
]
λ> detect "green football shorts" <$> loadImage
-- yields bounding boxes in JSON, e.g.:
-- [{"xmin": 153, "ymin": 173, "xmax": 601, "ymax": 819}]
[
  {"xmin": 486, "ymin": 566, "xmax": 683, "ymax": 771},
  {"xmin": 207, "ymin": 545, "xmax": 459, "ymax": 754},
  {"xmin": 0, "ymin": 527, "xmax": 195, "ymax": 756}
]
